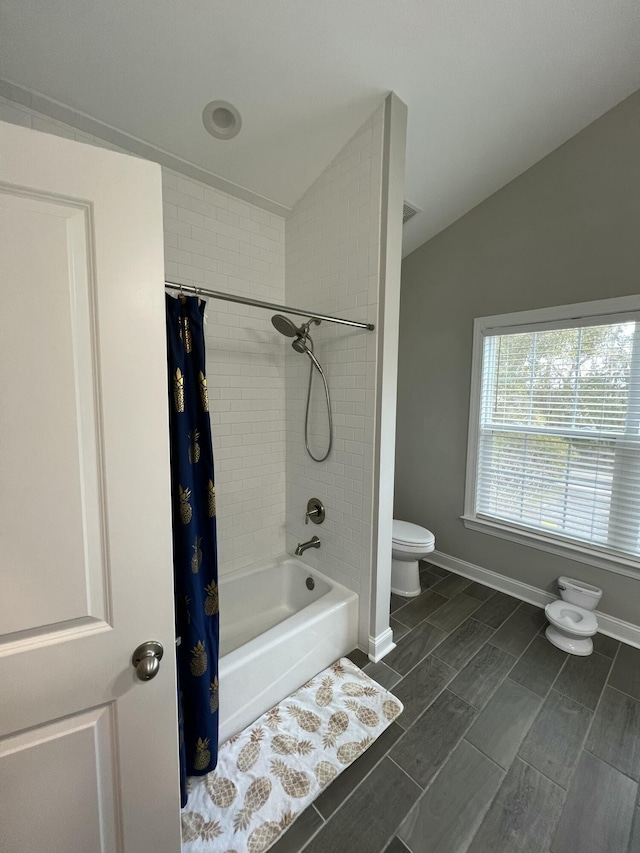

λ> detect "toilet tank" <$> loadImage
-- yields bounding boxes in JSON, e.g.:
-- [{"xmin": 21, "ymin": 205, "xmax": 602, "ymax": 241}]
[{"xmin": 558, "ymin": 576, "xmax": 602, "ymax": 611}]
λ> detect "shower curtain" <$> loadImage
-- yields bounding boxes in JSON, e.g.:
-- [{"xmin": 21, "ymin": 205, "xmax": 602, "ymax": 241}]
[{"xmin": 166, "ymin": 294, "xmax": 219, "ymax": 806}]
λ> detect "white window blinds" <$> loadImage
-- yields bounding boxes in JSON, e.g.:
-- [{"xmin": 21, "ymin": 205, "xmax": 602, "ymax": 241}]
[{"xmin": 475, "ymin": 317, "xmax": 640, "ymax": 561}]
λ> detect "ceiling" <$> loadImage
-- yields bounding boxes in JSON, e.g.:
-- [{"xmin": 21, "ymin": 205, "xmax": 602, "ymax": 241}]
[{"xmin": 1, "ymin": 1, "xmax": 639, "ymax": 255}]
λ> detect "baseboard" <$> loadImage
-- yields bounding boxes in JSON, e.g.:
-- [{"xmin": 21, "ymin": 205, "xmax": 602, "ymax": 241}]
[
  {"xmin": 368, "ymin": 627, "xmax": 396, "ymax": 663},
  {"xmin": 429, "ymin": 550, "xmax": 640, "ymax": 650}
]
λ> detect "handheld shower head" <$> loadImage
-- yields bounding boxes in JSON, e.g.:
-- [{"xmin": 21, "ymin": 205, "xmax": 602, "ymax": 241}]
[
  {"xmin": 271, "ymin": 314, "xmax": 301, "ymax": 337},
  {"xmin": 271, "ymin": 313, "xmax": 332, "ymax": 461}
]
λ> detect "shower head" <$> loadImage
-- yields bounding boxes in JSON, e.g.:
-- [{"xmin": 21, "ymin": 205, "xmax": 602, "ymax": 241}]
[
  {"xmin": 291, "ymin": 337, "xmax": 308, "ymax": 354},
  {"xmin": 271, "ymin": 314, "xmax": 301, "ymax": 338}
]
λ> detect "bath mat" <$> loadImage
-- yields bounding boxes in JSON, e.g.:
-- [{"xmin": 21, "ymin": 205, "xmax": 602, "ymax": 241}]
[{"xmin": 181, "ymin": 657, "xmax": 404, "ymax": 853}]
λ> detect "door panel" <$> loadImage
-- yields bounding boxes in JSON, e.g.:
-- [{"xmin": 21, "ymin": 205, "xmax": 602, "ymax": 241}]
[
  {"xmin": 0, "ymin": 195, "xmax": 107, "ymax": 638},
  {"xmin": 0, "ymin": 707, "xmax": 118, "ymax": 852},
  {"xmin": 0, "ymin": 120, "xmax": 181, "ymax": 852}
]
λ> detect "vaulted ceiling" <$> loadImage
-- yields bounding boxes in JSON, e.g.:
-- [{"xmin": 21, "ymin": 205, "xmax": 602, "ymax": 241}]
[{"xmin": 1, "ymin": 0, "xmax": 639, "ymax": 254}]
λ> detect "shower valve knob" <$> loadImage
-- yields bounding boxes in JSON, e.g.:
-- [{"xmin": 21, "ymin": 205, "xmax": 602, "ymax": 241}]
[{"xmin": 305, "ymin": 498, "xmax": 325, "ymax": 525}]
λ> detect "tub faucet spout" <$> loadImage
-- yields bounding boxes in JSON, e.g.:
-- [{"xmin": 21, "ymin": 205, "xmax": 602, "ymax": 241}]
[{"xmin": 295, "ymin": 536, "xmax": 321, "ymax": 556}]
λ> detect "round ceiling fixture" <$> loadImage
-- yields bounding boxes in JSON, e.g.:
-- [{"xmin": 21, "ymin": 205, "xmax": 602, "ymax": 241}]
[{"xmin": 202, "ymin": 100, "xmax": 242, "ymax": 140}]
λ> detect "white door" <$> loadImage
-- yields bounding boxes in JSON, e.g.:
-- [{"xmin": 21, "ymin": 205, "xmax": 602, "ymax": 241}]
[{"xmin": 0, "ymin": 120, "xmax": 181, "ymax": 852}]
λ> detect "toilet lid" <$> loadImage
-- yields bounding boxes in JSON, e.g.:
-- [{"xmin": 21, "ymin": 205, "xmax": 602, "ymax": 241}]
[
  {"xmin": 392, "ymin": 520, "xmax": 435, "ymax": 548},
  {"xmin": 545, "ymin": 600, "xmax": 597, "ymax": 636}
]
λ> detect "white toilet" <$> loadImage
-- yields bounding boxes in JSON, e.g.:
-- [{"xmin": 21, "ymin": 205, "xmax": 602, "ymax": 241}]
[
  {"xmin": 545, "ymin": 577, "xmax": 602, "ymax": 656},
  {"xmin": 391, "ymin": 519, "xmax": 436, "ymax": 597}
]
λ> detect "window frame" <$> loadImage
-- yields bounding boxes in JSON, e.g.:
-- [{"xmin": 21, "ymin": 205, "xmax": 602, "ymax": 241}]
[{"xmin": 463, "ymin": 294, "xmax": 640, "ymax": 580}]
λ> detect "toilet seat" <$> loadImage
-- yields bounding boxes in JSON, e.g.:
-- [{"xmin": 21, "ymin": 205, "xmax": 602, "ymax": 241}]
[
  {"xmin": 545, "ymin": 600, "xmax": 597, "ymax": 636},
  {"xmin": 392, "ymin": 520, "xmax": 435, "ymax": 549}
]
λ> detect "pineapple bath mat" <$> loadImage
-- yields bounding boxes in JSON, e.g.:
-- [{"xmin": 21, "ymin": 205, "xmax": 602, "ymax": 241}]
[{"xmin": 181, "ymin": 657, "xmax": 404, "ymax": 853}]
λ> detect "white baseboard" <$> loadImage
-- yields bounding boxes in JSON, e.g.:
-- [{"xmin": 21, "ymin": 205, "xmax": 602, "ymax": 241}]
[
  {"xmin": 368, "ymin": 627, "xmax": 396, "ymax": 663},
  {"xmin": 429, "ymin": 550, "xmax": 640, "ymax": 650}
]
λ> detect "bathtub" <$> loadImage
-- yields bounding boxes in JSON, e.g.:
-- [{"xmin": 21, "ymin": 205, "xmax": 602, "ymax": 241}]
[{"xmin": 218, "ymin": 556, "xmax": 359, "ymax": 743}]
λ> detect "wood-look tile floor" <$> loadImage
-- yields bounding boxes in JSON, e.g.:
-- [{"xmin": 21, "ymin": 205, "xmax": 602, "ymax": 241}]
[{"xmin": 269, "ymin": 564, "xmax": 640, "ymax": 853}]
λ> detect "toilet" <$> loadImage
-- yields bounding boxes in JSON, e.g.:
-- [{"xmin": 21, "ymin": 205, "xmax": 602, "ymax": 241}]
[
  {"xmin": 545, "ymin": 576, "xmax": 602, "ymax": 656},
  {"xmin": 391, "ymin": 519, "xmax": 436, "ymax": 597}
]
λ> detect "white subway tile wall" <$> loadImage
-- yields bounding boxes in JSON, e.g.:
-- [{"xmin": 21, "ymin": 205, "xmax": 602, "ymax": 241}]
[
  {"xmin": 284, "ymin": 106, "xmax": 385, "ymax": 646},
  {"xmin": 0, "ymin": 96, "xmax": 287, "ymax": 576}
]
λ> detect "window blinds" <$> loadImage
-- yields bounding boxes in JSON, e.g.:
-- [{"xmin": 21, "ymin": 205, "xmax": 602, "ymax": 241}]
[{"xmin": 476, "ymin": 319, "xmax": 640, "ymax": 559}]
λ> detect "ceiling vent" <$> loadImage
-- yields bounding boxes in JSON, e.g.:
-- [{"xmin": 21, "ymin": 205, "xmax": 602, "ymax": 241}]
[{"xmin": 402, "ymin": 200, "xmax": 421, "ymax": 225}]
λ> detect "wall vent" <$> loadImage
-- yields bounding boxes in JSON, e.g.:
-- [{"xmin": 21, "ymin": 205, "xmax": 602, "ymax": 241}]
[{"xmin": 402, "ymin": 200, "xmax": 421, "ymax": 225}]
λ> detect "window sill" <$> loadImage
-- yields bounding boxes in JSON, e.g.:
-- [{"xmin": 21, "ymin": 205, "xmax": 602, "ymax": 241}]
[{"xmin": 461, "ymin": 515, "xmax": 640, "ymax": 581}]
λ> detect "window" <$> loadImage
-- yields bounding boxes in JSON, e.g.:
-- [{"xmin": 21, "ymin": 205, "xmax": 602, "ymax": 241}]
[{"xmin": 463, "ymin": 297, "xmax": 640, "ymax": 575}]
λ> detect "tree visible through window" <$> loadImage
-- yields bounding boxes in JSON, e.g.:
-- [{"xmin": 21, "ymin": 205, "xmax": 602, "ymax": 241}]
[{"xmin": 472, "ymin": 315, "xmax": 640, "ymax": 561}]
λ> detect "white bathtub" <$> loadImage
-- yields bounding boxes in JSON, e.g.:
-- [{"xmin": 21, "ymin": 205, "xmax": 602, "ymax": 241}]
[{"xmin": 218, "ymin": 556, "xmax": 358, "ymax": 743}]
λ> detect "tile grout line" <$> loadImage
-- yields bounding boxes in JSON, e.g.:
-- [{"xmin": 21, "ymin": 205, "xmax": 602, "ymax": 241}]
[
  {"xmin": 582, "ymin": 743, "xmax": 640, "ymax": 784},
  {"xmin": 394, "ymin": 666, "xmax": 460, "ymax": 732},
  {"xmin": 549, "ymin": 650, "xmax": 613, "ymax": 711},
  {"xmin": 386, "ymin": 753, "xmax": 426, "ymax": 792},
  {"xmin": 601, "ymin": 681, "xmax": 640, "ymax": 705},
  {"xmin": 296, "ymin": 725, "xmax": 407, "ymax": 848},
  {"xmin": 543, "ymin": 642, "xmax": 622, "ymax": 853},
  {"xmin": 296, "ymin": 742, "xmax": 424, "ymax": 853},
  {"xmin": 310, "ymin": 803, "xmax": 324, "ymax": 824},
  {"xmin": 516, "ymin": 752, "xmax": 572, "ymax": 794},
  {"xmin": 395, "ymin": 600, "xmax": 545, "ymax": 733}
]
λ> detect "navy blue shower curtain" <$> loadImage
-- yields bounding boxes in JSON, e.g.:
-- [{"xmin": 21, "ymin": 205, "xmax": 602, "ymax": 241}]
[{"xmin": 166, "ymin": 294, "xmax": 219, "ymax": 806}]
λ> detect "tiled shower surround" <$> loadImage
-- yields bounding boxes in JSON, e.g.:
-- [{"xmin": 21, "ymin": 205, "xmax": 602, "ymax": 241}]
[
  {"xmin": 162, "ymin": 172, "xmax": 287, "ymax": 575},
  {"xmin": 285, "ymin": 106, "xmax": 385, "ymax": 645},
  {"xmin": 0, "ymin": 95, "xmax": 387, "ymax": 642}
]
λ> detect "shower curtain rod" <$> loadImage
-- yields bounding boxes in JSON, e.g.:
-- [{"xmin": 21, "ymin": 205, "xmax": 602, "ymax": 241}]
[{"xmin": 165, "ymin": 280, "xmax": 375, "ymax": 331}]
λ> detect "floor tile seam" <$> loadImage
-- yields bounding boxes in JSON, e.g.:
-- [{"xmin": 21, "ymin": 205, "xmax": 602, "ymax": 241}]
[
  {"xmin": 514, "ymin": 749, "xmax": 573, "ymax": 793},
  {"xmin": 464, "ymin": 700, "xmax": 540, "ymax": 775},
  {"xmin": 431, "ymin": 579, "xmax": 472, "ymax": 599},
  {"xmin": 547, "ymin": 657, "xmax": 622, "ymax": 832},
  {"xmin": 390, "ymin": 622, "xmax": 454, "ymax": 680},
  {"xmin": 582, "ymin": 743, "xmax": 640, "ymax": 784},
  {"xmin": 393, "ymin": 666, "xmax": 459, "ymax": 733},
  {"xmin": 296, "ymin": 804, "xmax": 329, "ymax": 853},
  {"xmin": 548, "ymin": 684, "xmax": 602, "ymax": 715},
  {"xmin": 398, "ymin": 646, "xmax": 458, "ymax": 683},
  {"xmin": 392, "ymin": 741, "xmax": 505, "ymax": 853},
  {"xmin": 392, "ymin": 690, "xmax": 481, "ymax": 784},
  {"xmin": 507, "ymin": 659, "xmax": 568, "ymax": 713},
  {"xmin": 460, "ymin": 736, "xmax": 508, "ymax": 775},
  {"xmin": 385, "ymin": 754, "xmax": 425, "ymax": 795},
  {"xmin": 549, "ymin": 650, "xmax": 613, "ymax": 714},
  {"xmin": 424, "ymin": 599, "xmax": 485, "ymax": 633},
  {"xmin": 430, "ymin": 629, "xmax": 496, "ymax": 672},
  {"xmin": 444, "ymin": 636, "xmax": 520, "ymax": 710},
  {"xmin": 392, "ymin": 593, "xmax": 451, "ymax": 631},
  {"xmin": 503, "ymin": 672, "xmax": 555, "ymax": 705},
  {"xmin": 375, "ymin": 660, "xmax": 404, "ymax": 682},
  {"xmin": 486, "ymin": 616, "xmax": 543, "ymax": 659},
  {"xmin": 544, "ymin": 646, "xmax": 571, "ymax": 697},
  {"xmin": 309, "ymin": 740, "xmax": 401, "ymax": 829},
  {"xmin": 391, "ymin": 837, "xmax": 412, "ymax": 853},
  {"xmin": 603, "ymin": 641, "xmax": 636, "ymax": 699},
  {"xmin": 603, "ymin": 683, "xmax": 640, "ymax": 705}
]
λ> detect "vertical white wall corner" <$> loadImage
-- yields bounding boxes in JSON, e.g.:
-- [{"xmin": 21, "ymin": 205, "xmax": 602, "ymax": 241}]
[
  {"xmin": 369, "ymin": 93, "xmax": 408, "ymax": 662},
  {"xmin": 284, "ymin": 101, "xmax": 387, "ymax": 650}
]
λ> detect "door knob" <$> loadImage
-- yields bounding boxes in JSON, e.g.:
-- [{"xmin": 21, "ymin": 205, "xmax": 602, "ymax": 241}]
[{"xmin": 132, "ymin": 640, "xmax": 164, "ymax": 681}]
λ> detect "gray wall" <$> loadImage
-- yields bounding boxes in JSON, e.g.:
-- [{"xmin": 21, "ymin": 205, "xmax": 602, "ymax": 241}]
[{"xmin": 395, "ymin": 89, "xmax": 640, "ymax": 624}]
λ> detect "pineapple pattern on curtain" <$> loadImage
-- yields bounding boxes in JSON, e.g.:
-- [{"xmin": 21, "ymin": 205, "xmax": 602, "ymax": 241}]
[{"xmin": 166, "ymin": 294, "xmax": 219, "ymax": 808}]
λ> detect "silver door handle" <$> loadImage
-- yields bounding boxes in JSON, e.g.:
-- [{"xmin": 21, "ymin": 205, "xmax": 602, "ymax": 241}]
[{"xmin": 132, "ymin": 641, "xmax": 164, "ymax": 681}]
